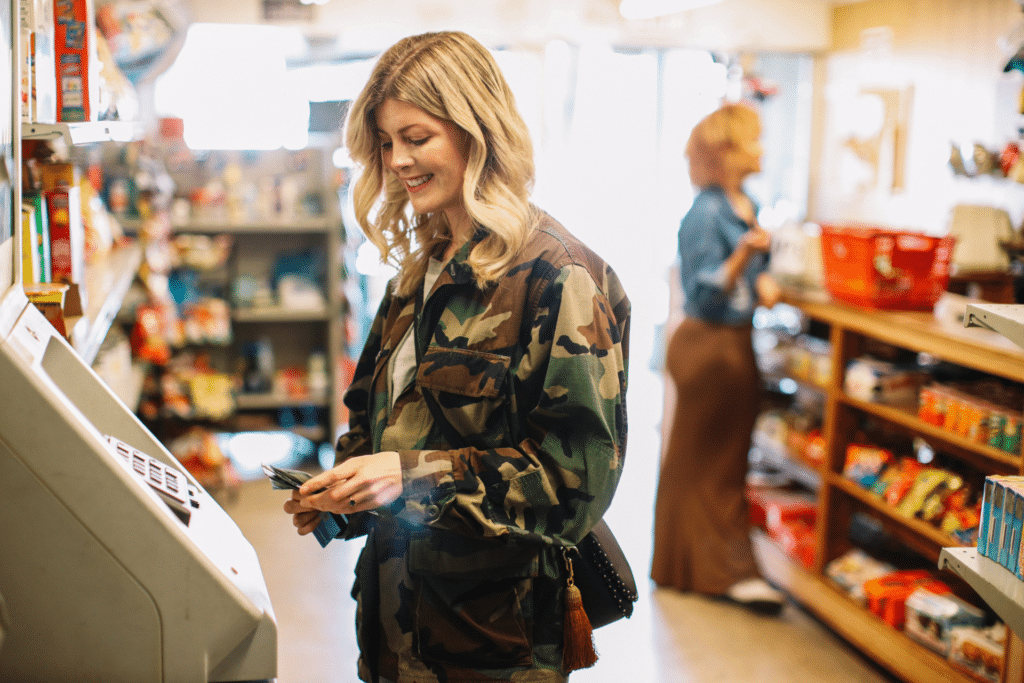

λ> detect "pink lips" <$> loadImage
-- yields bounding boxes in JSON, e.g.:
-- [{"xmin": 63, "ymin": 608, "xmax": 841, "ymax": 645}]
[{"xmin": 405, "ymin": 175, "xmax": 432, "ymax": 193}]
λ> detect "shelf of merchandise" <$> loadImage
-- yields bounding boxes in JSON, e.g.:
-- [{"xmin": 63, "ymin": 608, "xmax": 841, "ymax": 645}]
[
  {"xmin": 169, "ymin": 205, "xmax": 345, "ymax": 446},
  {"xmin": 939, "ymin": 548, "xmax": 1024, "ymax": 640},
  {"xmin": 754, "ymin": 288, "xmax": 1024, "ymax": 683},
  {"xmin": 751, "ymin": 430, "xmax": 822, "ymax": 491},
  {"xmin": 943, "ymin": 301, "xmax": 1024, "ymax": 642},
  {"xmin": 66, "ymin": 241, "xmax": 143, "ymax": 365},
  {"xmin": 754, "ymin": 532, "xmax": 979, "ymax": 683}
]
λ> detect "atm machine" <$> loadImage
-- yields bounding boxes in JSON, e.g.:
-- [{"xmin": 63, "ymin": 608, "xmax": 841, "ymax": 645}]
[
  {"xmin": 0, "ymin": 288, "xmax": 279, "ymax": 682},
  {"xmin": 0, "ymin": 5, "xmax": 276, "ymax": 681}
]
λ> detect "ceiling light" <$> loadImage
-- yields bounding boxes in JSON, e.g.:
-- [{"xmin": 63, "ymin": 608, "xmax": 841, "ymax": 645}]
[{"xmin": 619, "ymin": 0, "xmax": 723, "ymax": 21}]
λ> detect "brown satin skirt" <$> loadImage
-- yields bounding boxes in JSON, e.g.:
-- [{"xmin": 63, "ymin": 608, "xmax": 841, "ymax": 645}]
[{"xmin": 650, "ymin": 317, "xmax": 764, "ymax": 595}]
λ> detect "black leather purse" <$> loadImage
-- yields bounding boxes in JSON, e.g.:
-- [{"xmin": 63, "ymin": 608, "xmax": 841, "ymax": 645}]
[{"xmin": 570, "ymin": 519, "xmax": 638, "ymax": 628}]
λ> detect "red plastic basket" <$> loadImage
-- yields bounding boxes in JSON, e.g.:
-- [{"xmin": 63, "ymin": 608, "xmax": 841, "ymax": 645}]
[{"xmin": 819, "ymin": 224, "xmax": 956, "ymax": 311}]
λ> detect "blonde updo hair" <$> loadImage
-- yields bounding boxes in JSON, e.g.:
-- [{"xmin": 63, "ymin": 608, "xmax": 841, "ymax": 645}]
[
  {"xmin": 346, "ymin": 31, "xmax": 537, "ymax": 297},
  {"xmin": 685, "ymin": 102, "xmax": 761, "ymax": 189}
]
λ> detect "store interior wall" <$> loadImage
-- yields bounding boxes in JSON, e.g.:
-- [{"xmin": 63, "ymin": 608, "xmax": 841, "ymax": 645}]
[
  {"xmin": 811, "ymin": 0, "xmax": 1024, "ymax": 233},
  {"xmin": 181, "ymin": 0, "xmax": 832, "ymax": 54}
]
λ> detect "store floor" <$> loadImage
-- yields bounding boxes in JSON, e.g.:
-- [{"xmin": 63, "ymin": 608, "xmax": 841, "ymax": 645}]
[
  {"xmin": 223, "ymin": 360, "xmax": 900, "ymax": 683},
  {"xmin": 225, "ymin": 479, "xmax": 899, "ymax": 683}
]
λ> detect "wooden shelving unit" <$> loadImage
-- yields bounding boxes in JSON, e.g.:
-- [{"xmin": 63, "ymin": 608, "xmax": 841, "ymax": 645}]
[
  {"xmin": 755, "ymin": 289, "xmax": 1024, "ymax": 683},
  {"xmin": 166, "ymin": 198, "xmax": 346, "ymax": 446}
]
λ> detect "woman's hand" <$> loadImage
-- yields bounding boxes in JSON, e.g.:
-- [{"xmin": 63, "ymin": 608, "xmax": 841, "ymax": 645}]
[
  {"xmin": 756, "ymin": 272, "xmax": 782, "ymax": 308},
  {"xmin": 283, "ymin": 451, "xmax": 403, "ymax": 536},
  {"xmin": 740, "ymin": 227, "xmax": 772, "ymax": 254}
]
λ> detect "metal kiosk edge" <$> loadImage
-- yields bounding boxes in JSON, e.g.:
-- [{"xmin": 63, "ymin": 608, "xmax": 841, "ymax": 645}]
[{"xmin": 0, "ymin": 286, "xmax": 277, "ymax": 682}]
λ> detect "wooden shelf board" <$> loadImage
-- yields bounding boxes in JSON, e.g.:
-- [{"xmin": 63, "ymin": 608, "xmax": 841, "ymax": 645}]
[
  {"xmin": 783, "ymin": 290, "xmax": 1024, "ymax": 383},
  {"xmin": 172, "ymin": 219, "xmax": 334, "ymax": 234},
  {"xmin": 830, "ymin": 476, "xmax": 967, "ymax": 554},
  {"xmin": 841, "ymin": 395, "xmax": 1022, "ymax": 472},
  {"xmin": 232, "ymin": 307, "xmax": 329, "ymax": 323},
  {"xmin": 753, "ymin": 531, "xmax": 980, "ymax": 683},
  {"xmin": 235, "ymin": 393, "xmax": 329, "ymax": 410}
]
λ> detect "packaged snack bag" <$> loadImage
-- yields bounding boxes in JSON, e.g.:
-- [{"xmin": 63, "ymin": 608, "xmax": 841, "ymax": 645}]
[{"xmin": 843, "ymin": 444, "xmax": 893, "ymax": 489}]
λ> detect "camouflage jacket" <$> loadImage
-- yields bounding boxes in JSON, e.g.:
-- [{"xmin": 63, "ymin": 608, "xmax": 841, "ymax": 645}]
[{"xmin": 335, "ymin": 211, "xmax": 630, "ymax": 683}]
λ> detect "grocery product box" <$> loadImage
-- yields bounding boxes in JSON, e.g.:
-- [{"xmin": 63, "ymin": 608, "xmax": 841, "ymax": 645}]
[
  {"xmin": 45, "ymin": 185, "xmax": 83, "ymax": 287},
  {"xmin": 1000, "ymin": 480, "xmax": 1024, "ymax": 570},
  {"xmin": 825, "ymin": 548, "xmax": 896, "ymax": 606},
  {"xmin": 949, "ymin": 625, "xmax": 1007, "ymax": 683},
  {"xmin": 862, "ymin": 570, "xmax": 950, "ymax": 629},
  {"xmin": 54, "ymin": 0, "xmax": 98, "ymax": 122},
  {"xmin": 903, "ymin": 587, "xmax": 986, "ymax": 656},
  {"xmin": 978, "ymin": 476, "xmax": 997, "ymax": 558},
  {"xmin": 19, "ymin": 26, "xmax": 31, "ymax": 121},
  {"xmin": 844, "ymin": 357, "xmax": 926, "ymax": 406},
  {"xmin": 978, "ymin": 476, "xmax": 1024, "ymax": 567},
  {"xmin": 21, "ymin": 0, "xmax": 57, "ymax": 123}
]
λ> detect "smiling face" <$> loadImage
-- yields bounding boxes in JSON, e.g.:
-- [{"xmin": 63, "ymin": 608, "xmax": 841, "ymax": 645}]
[{"xmin": 375, "ymin": 97, "xmax": 471, "ymax": 234}]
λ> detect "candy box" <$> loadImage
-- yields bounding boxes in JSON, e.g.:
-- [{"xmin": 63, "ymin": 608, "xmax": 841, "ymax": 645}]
[
  {"xmin": 903, "ymin": 588, "xmax": 986, "ymax": 656},
  {"xmin": 842, "ymin": 444, "xmax": 893, "ymax": 489},
  {"xmin": 949, "ymin": 625, "xmax": 1006, "ymax": 683},
  {"xmin": 747, "ymin": 486, "xmax": 816, "ymax": 531},
  {"xmin": 862, "ymin": 570, "xmax": 950, "ymax": 629},
  {"xmin": 844, "ymin": 357, "xmax": 926, "ymax": 406},
  {"xmin": 825, "ymin": 548, "xmax": 895, "ymax": 605}
]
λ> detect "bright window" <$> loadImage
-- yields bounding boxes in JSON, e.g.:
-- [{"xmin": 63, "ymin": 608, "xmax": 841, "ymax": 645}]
[{"xmin": 154, "ymin": 23, "xmax": 309, "ymax": 150}]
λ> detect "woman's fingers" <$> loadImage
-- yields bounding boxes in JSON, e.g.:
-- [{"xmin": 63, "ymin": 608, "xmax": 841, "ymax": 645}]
[{"xmin": 289, "ymin": 452, "xmax": 404, "ymax": 516}]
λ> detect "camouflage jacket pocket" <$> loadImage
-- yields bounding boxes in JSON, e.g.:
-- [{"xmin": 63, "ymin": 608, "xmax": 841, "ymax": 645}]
[
  {"xmin": 409, "ymin": 534, "xmax": 537, "ymax": 669},
  {"xmin": 416, "ymin": 347, "xmax": 512, "ymax": 447}
]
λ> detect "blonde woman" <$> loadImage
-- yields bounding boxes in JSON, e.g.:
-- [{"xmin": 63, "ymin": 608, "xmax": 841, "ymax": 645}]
[
  {"xmin": 283, "ymin": 31, "xmax": 630, "ymax": 683},
  {"xmin": 650, "ymin": 103, "xmax": 785, "ymax": 614}
]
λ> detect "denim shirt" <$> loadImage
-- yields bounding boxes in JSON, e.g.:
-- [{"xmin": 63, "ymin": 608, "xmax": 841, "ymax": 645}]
[{"xmin": 677, "ymin": 186, "xmax": 768, "ymax": 326}]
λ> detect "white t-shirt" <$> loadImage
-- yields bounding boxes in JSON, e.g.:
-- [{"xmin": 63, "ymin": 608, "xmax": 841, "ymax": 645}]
[{"xmin": 389, "ymin": 258, "xmax": 446, "ymax": 407}]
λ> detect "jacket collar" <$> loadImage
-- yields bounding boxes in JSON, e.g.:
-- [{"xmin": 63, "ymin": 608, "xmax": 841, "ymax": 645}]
[{"xmin": 434, "ymin": 226, "xmax": 487, "ymax": 289}]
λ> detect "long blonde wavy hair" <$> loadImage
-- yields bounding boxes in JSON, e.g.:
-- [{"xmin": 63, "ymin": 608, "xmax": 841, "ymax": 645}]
[{"xmin": 346, "ymin": 31, "xmax": 537, "ymax": 297}]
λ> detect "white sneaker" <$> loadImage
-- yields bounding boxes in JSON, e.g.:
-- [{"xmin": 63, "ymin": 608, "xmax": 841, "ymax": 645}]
[{"xmin": 725, "ymin": 578, "xmax": 786, "ymax": 616}]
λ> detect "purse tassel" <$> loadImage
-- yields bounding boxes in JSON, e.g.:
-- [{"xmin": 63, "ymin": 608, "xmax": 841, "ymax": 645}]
[{"xmin": 562, "ymin": 548, "xmax": 598, "ymax": 671}]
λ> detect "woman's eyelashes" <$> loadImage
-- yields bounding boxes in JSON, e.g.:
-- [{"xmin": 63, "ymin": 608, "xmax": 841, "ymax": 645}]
[{"xmin": 379, "ymin": 135, "xmax": 431, "ymax": 151}]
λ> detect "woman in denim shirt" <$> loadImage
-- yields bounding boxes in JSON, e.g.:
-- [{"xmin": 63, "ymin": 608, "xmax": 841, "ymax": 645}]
[{"xmin": 651, "ymin": 103, "xmax": 785, "ymax": 615}]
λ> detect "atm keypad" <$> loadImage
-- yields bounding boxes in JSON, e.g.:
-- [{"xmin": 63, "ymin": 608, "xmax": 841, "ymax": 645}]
[{"xmin": 105, "ymin": 436, "xmax": 198, "ymax": 524}]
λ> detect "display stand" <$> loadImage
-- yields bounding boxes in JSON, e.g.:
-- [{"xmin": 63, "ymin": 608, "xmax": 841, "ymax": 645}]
[
  {"xmin": 753, "ymin": 290, "xmax": 1024, "ymax": 683},
  {"xmin": 939, "ymin": 548, "xmax": 1024, "ymax": 639},
  {"xmin": 22, "ymin": 121, "xmax": 140, "ymax": 145},
  {"xmin": 964, "ymin": 302, "xmax": 1024, "ymax": 351},
  {"xmin": 952, "ymin": 302, "xmax": 1024, "ymax": 640},
  {"xmin": 68, "ymin": 241, "xmax": 143, "ymax": 364}
]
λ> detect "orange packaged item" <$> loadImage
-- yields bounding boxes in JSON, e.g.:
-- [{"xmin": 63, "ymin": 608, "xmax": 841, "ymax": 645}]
[
  {"xmin": 54, "ymin": 0, "xmax": 99, "ymax": 122},
  {"xmin": 843, "ymin": 444, "xmax": 893, "ymax": 489},
  {"xmin": 870, "ymin": 456, "xmax": 923, "ymax": 507},
  {"xmin": 918, "ymin": 384, "xmax": 947, "ymax": 426},
  {"xmin": 768, "ymin": 518, "xmax": 816, "ymax": 569},
  {"xmin": 747, "ymin": 486, "xmax": 816, "ymax": 530},
  {"xmin": 862, "ymin": 570, "xmax": 951, "ymax": 629}
]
